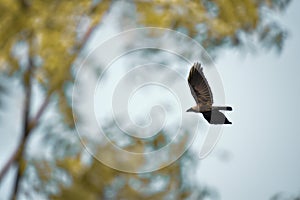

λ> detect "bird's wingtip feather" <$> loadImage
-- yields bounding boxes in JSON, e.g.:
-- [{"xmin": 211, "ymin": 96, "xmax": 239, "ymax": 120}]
[{"xmin": 193, "ymin": 62, "xmax": 202, "ymax": 71}]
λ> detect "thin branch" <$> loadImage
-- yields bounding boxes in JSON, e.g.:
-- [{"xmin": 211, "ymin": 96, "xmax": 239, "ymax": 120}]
[
  {"xmin": 0, "ymin": 148, "xmax": 19, "ymax": 184},
  {"xmin": 34, "ymin": 94, "xmax": 51, "ymax": 123},
  {"xmin": 28, "ymin": 93, "xmax": 51, "ymax": 130},
  {"xmin": 11, "ymin": 58, "xmax": 34, "ymax": 200},
  {"xmin": 0, "ymin": 5, "xmax": 105, "ymax": 198},
  {"xmin": 0, "ymin": 86, "xmax": 51, "ymax": 188}
]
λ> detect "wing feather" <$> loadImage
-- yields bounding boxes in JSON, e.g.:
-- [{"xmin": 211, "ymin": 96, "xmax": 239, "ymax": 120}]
[{"xmin": 188, "ymin": 63, "xmax": 213, "ymax": 105}]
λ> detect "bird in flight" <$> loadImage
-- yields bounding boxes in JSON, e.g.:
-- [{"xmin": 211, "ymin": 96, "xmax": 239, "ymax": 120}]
[{"xmin": 187, "ymin": 62, "xmax": 232, "ymax": 124}]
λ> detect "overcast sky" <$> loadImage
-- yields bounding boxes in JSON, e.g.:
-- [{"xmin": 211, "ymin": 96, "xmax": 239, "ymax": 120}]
[
  {"xmin": 1, "ymin": 1, "xmax": 300, "ymax": 199},
  {"xmin": 198, "ymin": 1, "xmax": 300, "ymax": 199}
]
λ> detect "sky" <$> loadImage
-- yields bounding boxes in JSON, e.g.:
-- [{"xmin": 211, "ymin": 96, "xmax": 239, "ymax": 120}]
[
  {"xmin": 198, "ymin": 1, "xmax": 300, "ymax": 199},
  {"xmin": 1, "ymin": 1, "xmax": 300, "ymax": 199}
]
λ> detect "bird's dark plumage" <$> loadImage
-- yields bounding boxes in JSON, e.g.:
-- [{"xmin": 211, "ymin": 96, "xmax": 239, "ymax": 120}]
[
  {"xmin": 187, "ymin": 62, "xmax": 232, "ymax": 125},
  {"xmin": 202, "ymin": 111, "xmax": 232, "ymax": 124},
  {"xmin": 188, "ymin": 62, "xmax": 213, "ymax": 105}
]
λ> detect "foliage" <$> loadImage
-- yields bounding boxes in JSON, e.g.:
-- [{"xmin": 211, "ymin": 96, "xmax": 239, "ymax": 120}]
[
  {"xmin": 0, "ymin": 0, "xmax": 111, "ymax": 126},
  {"xmin": 0, "ymin": 0, "xmax": 291, "ymax": 199},
  {"xmin": 270, "ymin": 193, "xmax": 300, "ymax": 200},
  {"xmin": 0, "ymin": 0, "xmax": 290, "ymax": 125},
  {"xmin": 135, "ymin": 0, "xmax": 291, "ymax": 53},
  {"xmin": 41, "ymin": 147, "xmax": 216, "ymax": 200}
]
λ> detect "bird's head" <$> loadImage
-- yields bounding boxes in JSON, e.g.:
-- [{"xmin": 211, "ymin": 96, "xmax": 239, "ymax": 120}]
[{"xmin": 186, "ymin": 107, "xmax": 194, "ymax": 112}]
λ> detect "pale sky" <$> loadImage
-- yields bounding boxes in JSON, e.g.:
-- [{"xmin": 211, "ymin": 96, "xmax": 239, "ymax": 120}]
[
  {"xmin": 198, "ymin": 1, "xmax": 300, "ymax": 199},
  {"xmin": 1, "ymin": 1, "xmax": 300, "ymax": 199}
]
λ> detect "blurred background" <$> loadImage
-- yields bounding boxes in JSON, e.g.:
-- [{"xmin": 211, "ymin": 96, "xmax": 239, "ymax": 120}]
[{"xmin": 0, "ymin": 0, "xmax": 299, "ymax": 199}]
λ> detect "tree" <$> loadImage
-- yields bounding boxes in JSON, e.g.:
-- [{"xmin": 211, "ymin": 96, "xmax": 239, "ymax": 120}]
[{"xmin": 0, "ymin": 0, "xmax": 291, "ymax": 199}]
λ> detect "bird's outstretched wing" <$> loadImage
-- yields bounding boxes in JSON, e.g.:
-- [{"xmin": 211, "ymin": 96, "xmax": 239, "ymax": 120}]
[{"xmin": 188, "ymin": 63, "xmax": 213, "ymax": 105}]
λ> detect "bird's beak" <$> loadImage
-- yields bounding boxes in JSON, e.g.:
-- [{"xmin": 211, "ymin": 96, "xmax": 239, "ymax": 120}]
[{"xmin": 186, "ymin": 108, "xmax": 192, "ymax": 112}]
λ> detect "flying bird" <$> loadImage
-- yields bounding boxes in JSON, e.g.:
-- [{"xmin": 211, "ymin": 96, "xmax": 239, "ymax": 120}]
[{"xmin": 187, "ymin": 62, "xmax": 232, "ymax": 124}]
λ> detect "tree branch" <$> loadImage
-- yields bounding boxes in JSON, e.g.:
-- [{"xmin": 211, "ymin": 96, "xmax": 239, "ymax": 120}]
[
  {"xmin": 28, "ymin": 93, "xmax": 51, "ymax": 130},
  {"xmin": 0, "ymin": 78, "xmax": 52, "ymax": 189},
  {"xmin": 0, "ymin": 148, "xmax": 19, "ymax": 184},
  {"xmin": 11, "ymin": 58, "xmax": 34, "ymax": 200},
  {"xmin": 0, "ymin": 6, "xmax": 102, "ymax": 198}
]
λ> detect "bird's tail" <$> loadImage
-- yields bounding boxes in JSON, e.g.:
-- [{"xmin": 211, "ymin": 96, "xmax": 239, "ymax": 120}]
[{"xmin": 212, "ymin": 106, "xmax": 233, "ymax": 111}]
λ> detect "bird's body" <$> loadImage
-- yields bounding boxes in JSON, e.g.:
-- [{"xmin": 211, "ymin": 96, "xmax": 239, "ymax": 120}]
[{"xmin": 187, "ymin": 63, "xmax": 232, "ymax": 124}]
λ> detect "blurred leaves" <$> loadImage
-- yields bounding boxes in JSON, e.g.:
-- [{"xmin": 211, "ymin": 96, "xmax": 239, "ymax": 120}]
[
  {"xmin": 0, "ymin": 75, "xmax": 10, "ymax": 122},
  {"xmin": 0, "ymin": 0, "xmax": 292, "ymax": 199},
  {"xmin": 0, "ymin": 0, "xmax": 291, "ymax": 125},
  {"xmin": 134, "ymin": 0, "xmax": 290, "ymax": 53},
  {"xmin": 0, "ymin": 81, "xmax": 6, "ymax": 109},
  {"xmin": 271, "ymin": 192, "xmax": 300, "ymax": 200},
  {"xmin": 0, "ymin": 0, "xmax": 112, "ymax": 126},
  {"xmin": 48, "ymin": 150, "xmax": 216, "ymax": 200}
]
